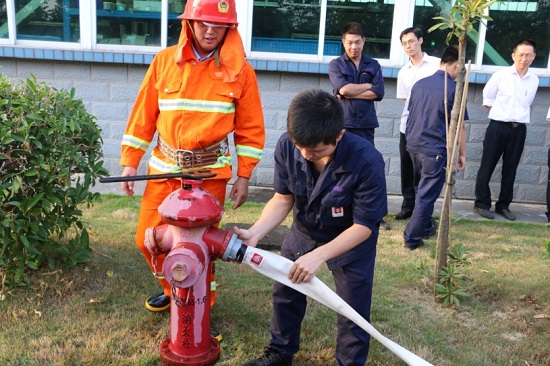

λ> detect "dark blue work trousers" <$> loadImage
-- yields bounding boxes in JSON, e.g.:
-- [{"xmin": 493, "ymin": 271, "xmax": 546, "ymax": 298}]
[
  {"xmin": 474, "ymin": 120, "xmax": 526, "ymax": 211},
  {"xmin": 268, "ymin": 241, "xmax": 376, "ymax": 366},
  {"xmin": 404, "ymin": 152, "xmax": 446, "ymax": 248}
]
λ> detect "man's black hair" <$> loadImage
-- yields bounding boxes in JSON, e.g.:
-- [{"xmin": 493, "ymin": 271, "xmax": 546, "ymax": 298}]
[
  {"xmin": 399, "ymin": 27, "xmax": 423, "ymax": 42},
  {"xmin": 287, "ymin": 89, "xmax": 344, "ymax": 148},
  {"xmin": 440, "ymin": 45, "xmax": 459, "ymax": 64},
  {"xmin": 342, "ymin": 22, "xmax": 365, "ymax": 38},
  {"xmin": 513, "ymin": 39, "xmax": 536, "ymax": 54}
]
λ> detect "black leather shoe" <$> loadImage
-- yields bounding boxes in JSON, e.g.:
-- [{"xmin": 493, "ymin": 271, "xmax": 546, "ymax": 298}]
[
  {"xmin": 495, "ymin": 208, "xmax": 516, "ymax": 221},
  {"xmin": 145, "ymin": 292, "xmax": 170, "ymax": 312},
  {"xmin": 473, "ymin": 206, "xmax": 494, "ymax": 219},
  {"xmin": 405, "ymin": 239, "xmax": 425, "ymax": 251},
  {"xmin": 394, "ymin": 210, "xmax": 413, "ymax": 220},
  {"xmin": 380, "ymin": 219, "xmax": 391, "ymax": 231},
  {"xmin": 210, "ymin": 325, "xmax": 223, "ymax": 342},
  {"xmin": 243, "ymin": 346, "xmax": 293, "ymax": 366}
]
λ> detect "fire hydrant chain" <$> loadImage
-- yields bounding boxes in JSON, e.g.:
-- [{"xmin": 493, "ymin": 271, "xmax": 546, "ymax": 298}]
[{"xmin": 171, "ymin": 282, "xmax": 183, "ymax": 307}]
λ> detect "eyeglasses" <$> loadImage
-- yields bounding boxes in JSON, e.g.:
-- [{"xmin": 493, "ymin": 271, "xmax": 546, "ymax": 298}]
[
  {"xmin": 401, "ymin": 39, "xmax": 417, "ymax": 47},
  {"xmin": 200, "ymin": 21, "xmax": 235, "ymax": 29},
  {"xmin": 513, "ymin": 53, "xmax": 535, "ymax": 60}
]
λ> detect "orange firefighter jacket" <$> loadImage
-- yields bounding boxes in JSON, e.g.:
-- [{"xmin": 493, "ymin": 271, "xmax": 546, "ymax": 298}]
[{"xmin": 120, "ymin": 22, "xmax": 265, "ymax": 180}]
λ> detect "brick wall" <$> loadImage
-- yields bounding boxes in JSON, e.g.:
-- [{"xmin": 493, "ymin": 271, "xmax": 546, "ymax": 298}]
[{"xmin": 1, "ymin": 59, "xmax": 548, "ymax": 203}]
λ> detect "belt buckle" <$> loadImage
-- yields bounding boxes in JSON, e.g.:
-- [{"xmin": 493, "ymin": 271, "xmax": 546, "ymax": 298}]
[
  {"xmin": 174, "ymin": 149, "xmax": 195, "ymax": 168},
  {"xmin": 511, "ymin": 123, "xmax": 519, "ymax": 128}
]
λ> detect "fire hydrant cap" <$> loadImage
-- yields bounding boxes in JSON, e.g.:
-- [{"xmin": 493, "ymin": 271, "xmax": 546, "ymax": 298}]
[{"xmin": 158, "ymin": 180, "xmax": 224, "ymax": 227}]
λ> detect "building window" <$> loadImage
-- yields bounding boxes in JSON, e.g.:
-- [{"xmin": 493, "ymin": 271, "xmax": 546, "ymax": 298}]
[
  {"xmin": 483, "ymin": 1, "xmax": 549, "ymax": 68},
  {"xmin": 413, "ymin": 0, "xmax": 452, "ymax": 57},
  {"xmin": 0, "ymin": 2, "xmax": 7, "ymax": 39},
  {"xmin": 251, "ymin": 0, "xmax": 395, "ymax": 58},
  {"xmin": 12, "ymin": 0, "xmax": 79, "ymax": 42},
  {"xmin": 325, "ymin": 0, "xmax": 395, "ymax": 59},
  {"xmin": 96, "ymin": 0, "xmax": 182, "ymax": 46},
  {"xmin": 251, "ymin": 0, "xmax": 326, "ymax": 55}
]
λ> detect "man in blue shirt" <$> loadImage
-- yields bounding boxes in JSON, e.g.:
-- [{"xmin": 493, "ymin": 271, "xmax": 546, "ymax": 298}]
[
  {"xmin": 328, "ymin": 21, "xmax": 390, "ymax": 230},
  {"xmin": 236, "ymin": 89, "xmax": 387, "ymax": 366},
  {"xmin": 328, "ymin": 22, "xmax": 384, "ymax": 143},
  {"xmin": 404, "ymin": 46, "xmax": 467, "ymax": 250}
]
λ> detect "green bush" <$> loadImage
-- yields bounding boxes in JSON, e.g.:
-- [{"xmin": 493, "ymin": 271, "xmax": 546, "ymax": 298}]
[{"xmin": 0, "ymin": 74, "xmax": 109, "ymax": 290}]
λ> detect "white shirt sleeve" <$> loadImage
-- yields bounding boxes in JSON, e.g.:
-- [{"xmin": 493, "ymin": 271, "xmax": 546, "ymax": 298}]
[{"xmin": 482, "ymin": 73, "xmax": 499, "ymax": 108}]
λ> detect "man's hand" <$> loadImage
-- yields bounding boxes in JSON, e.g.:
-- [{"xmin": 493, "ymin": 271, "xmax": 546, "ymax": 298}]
[
  {"xmin": 120, "ymin": 166, "xmax": 137, "ymax": 196},
  {"xmin": 457, "ymin": 154, "xmax": 466, "ymax": 171},
  {"xmin": 228, "ymin": 176, "xmax": 249, "ymax": 209},
  {"xmin": 233, "ymin": 225, "xmax": 259, "ymax": 248},
  {"xmin": 288, "ymin": 250, "xmax": 324, "ymax": 284}
]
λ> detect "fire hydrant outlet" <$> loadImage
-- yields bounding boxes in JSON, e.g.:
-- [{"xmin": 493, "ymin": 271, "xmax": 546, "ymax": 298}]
[
  {"xmin": 171, "ymin": 264, "xmax": 188, "ymax": 282},
  {"xmin": 163, "ymin": 244, "xmax": 206, "ymax": 288}
]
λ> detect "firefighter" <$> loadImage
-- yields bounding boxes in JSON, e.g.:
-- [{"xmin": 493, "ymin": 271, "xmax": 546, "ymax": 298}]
[{"xmin": 119, "ymin": 0, "xmax": 265, "ymax": 340}]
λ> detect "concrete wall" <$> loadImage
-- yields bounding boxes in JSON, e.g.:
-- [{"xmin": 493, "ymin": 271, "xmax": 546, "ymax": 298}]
[{"xmin": 1, "ymin": 59, "xmax": 549, "ymax": 204}]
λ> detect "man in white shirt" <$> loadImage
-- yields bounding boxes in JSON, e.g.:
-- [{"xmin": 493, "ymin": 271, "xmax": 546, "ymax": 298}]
[
  {"xmin": 394, "ymin": 27, "xmax": 441, "ymax": 220},
  {"xmin": 473, "ymin": 39, "xmax": 539, "ymax": 221}
]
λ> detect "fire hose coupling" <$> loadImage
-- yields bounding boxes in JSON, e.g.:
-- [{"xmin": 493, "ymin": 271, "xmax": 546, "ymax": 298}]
[
  {"xmin": 222, "ymin": 233, "xmax": 247, "ymax": 263},
  {"xmin": 202, "ymin": 226, "xmax": 248, "ymax": 263}
]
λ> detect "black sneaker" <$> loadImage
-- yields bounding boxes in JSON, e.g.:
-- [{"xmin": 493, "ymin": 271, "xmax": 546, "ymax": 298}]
[
  {"xmin": 243, "ymin": 346, "xmax": 293, "ymax": 366},
  {"xmin": 210, "ymin": 325, "xmax": 223, "ymax": 342},
  {"xmin": 145, "ymin": 291, "xmax": 170, "ymax": 312}
]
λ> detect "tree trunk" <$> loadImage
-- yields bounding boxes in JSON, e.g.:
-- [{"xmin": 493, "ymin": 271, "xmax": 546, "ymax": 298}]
[{"xmin": 434, "ymin": 36, "xmax": 470, "ymax": 298}]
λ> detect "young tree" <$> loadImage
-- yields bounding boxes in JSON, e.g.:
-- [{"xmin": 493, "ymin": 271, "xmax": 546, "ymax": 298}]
[{"xmin": 428, "ymin": 0, "xmax": 496, "ymax": 295}]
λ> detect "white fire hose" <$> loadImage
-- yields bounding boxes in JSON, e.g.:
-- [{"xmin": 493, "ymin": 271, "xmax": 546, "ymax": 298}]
[{"xmin": 241, "ymin": 247, "xmax": 434, "ymax": 366}]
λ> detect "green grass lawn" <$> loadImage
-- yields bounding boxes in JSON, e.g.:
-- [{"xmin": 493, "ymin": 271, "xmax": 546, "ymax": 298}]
[{"xmin": 0, "ymin": 194, "xmax": 549, "ymax": 366}]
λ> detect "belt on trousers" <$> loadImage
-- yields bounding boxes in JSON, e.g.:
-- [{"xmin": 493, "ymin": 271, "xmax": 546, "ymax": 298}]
[
  {"xmin": 157, "ymin": 135, "xmax": 228, "ymax": 168},
  {"xmin": 491, "ymin": 119, "xmax": 523, "ymax": 128}
]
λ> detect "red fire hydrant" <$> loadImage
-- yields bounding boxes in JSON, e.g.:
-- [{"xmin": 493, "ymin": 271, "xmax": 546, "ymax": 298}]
[{"xmin": 144, "ymin": 178, "xmax": 246, "ymax": 366}]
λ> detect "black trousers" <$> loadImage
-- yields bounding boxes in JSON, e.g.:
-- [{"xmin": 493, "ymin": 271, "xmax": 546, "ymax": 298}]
[
  {"xmin": 546, "ymin": 147, "xmax": 550, "ymax": 220},
  {"xmin": 474, "ymin": 120, "xmax": 526, "ymax": 211},
  {"xmin": 399, "ymin": 132, "xmax": 417, "ymax": 212}
]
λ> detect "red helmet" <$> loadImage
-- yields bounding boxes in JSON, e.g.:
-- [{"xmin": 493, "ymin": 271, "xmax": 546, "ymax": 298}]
[{"xmin": 179, "ymin": 0, "xmax": 238, "ymax": 26}]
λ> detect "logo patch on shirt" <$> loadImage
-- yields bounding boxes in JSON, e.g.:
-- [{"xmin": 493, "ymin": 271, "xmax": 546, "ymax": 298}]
[
  {"xmin": 250, "ymin": 253, "xmax": 264, "ymax": 266},
  {"xmin": 332, "ymin": 207, "xmax": 344, "ymax": 217},
  {"xmin": 331, "ymin": 185, "xmax": 343, "ymax": 192}
]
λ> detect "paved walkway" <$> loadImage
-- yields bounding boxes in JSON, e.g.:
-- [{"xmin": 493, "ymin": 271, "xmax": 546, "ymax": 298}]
[
  {"xmin": 249, "ymin": 187, "xmax": 548, "ymax": 224},
  {"xmin": 95, "ymin": 181, "xmax": 548, "ymax": 224}
]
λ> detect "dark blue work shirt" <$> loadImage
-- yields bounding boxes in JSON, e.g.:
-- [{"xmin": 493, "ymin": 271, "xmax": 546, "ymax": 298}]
[
  {"xmin": 328, "ymin": 53, "xmax": 385, "ymax": 129},
  {"xmin": 406, "ymin": 70, "xmax": 469, "ymax": 156},
  {"xmin": 273, "ymin": 131, "xmax": 388, "ymax": 270}
]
